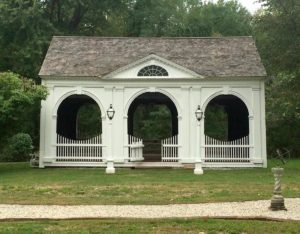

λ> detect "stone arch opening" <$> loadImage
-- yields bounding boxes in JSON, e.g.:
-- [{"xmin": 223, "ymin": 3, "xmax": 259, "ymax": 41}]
[
  {"xmin": 57, "ymin": 94, "xmax": 102, "ymax": 140},
  {"xmin": 128, "ymin": 92, "xmax": 178, "ymax": 161},
  {"xmin": 204, "ymin": 94, "xmax": 249, "ymax": 141}
]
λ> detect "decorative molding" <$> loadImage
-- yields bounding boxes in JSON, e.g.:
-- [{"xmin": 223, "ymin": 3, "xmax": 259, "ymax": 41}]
[
  {"xmin": 76, "ymin": 86, "xmax": 82, "ymax": 95},
  {"xmin": 104, "ymin": 86, "xmax": 113, "ymax": 91},
  {"xmin": 181, "ymin": 85, "xmax": 191, "ymax": 90},
  {"xmin": 223, "ymin": 85, "xmax": 230, "ymax": 94},
  {"xmin": 149, "ymin": 87, "xmax": 156, "ymax": 93},
  {"xmin": 115, "ymin": 86, "xmax": 124, "ymax": 91},
  {"xmin": 103, "ymin": 54, "xmax": 203, "ymax": 79}
]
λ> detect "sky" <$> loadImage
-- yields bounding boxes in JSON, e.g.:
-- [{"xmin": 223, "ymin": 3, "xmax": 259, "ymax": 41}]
[{"xmin": 238, "ymin": 0, "xmax": 263, "ymax": 14}]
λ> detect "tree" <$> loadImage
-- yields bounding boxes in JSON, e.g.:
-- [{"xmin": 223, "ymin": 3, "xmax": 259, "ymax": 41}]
[
  {"xmin": 199, "ymin": 0, "xmax": 252, "ymax": 36},
  {"xmin": 253, "ymin": 0, "xmax": 300, "ymax": 156},
  {"xmin": 0, "ymin": 0, "xmax": 131, "ymax": 80},
  {"xmin": 0, "ymin": 72, "xmax": 48, "ymax": 157},
  {"xmin": 254, "ymin": 0, "xmax": 299, "ymax": 73},
  {"xmin": 0, "ymin": 0, "xmax": 54, "ymax": 79},
  {"xmin": 41, "ymin": 0, "xmax": 130, "ymax": 35},
  {"xmin": 266, "ymin": 70, "xmax": 300, "ymax": 156},
  {"xmin": 126, "ymin": 0, "xmax": 252, "ymax": 37},
  {"xmin": 126, "ymin": 0, "xmax": 183, "ymax": 36},
  {"xmin": 133, "ymin": 104, "xmax": 172, "ymax": 140}
]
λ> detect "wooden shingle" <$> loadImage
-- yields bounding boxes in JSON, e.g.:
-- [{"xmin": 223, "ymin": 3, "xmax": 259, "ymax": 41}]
[{"xmin": 39, "ymin": 36, "xmax": 266, "ymax": 78}]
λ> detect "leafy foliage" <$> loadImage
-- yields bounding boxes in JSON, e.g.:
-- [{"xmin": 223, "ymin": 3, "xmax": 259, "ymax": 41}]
[
  {"xmin": 126, "ymin": 0, "xmax": 252, "ymax": 36},
  {"xmin": 265, "ymin": 70, "xmax": 300, "ymax": 155},
  {"xmin": 0, "ymin": 0, "xmax": 54, "ymax": 79},
  {"xmin": 133, "ymin": 105, "xmax": 172, "ymax": 140},
  {"xmin": 205, "ymin": 105, "xmax": 228, "ymax": 140},
  {"xmin": 76, "ymin": 104, "xmax": 102, "ymax": 139},
  {"xmin": 0, "ymin": 72, "xmax": 47, "ymax": 158},
  {"xmin": 254, "ymin": 0, "xmax": 300, "ymax": 73},
  {"xmin": 41, "ymin": 0, "xmax": 129, "ymax": 35},
  {"xmin": 254, "ymin": 0, "xmax": 300, "ymax": 156},
  {"xmin": 5, "ymin": 133, "xmax": 33, "ymax": 162}
]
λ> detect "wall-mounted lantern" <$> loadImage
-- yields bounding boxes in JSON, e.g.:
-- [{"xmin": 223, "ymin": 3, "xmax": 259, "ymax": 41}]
[
  {"xmin": 107, "ymin": 104, "xmax": 115, "ymax": 120},
  {"xmin": 195, "ymin": 105, "xmax": 203, "ymax": 121}
]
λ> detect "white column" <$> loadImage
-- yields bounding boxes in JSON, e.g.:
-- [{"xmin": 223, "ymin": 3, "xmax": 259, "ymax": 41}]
[
  {"xmin": 252, "ymin": 87, "xmax": 263, "ymax": 165},
  {"xmin": 180, "ymin": 86, "xmax": 190, "ymax": 161},
  {"xmin": 123, "ymin": 115, "xmax": 129, "ymax": 162},
  {"xmin": 105, "ymin": 87, "xmax": 115, "ymax": 174},
  {"xmin": 194, "ymin": 120, "xmax": 204, "ymax": 175},
  {"xmin": 39, "ymin": 99, "xmax": 46, "ymax": 168},
  {"xmin": 43, "ymin": 84, "xmax": 56, "ymax": 164},
  {"xmin": 113, "ymin": 86, "xmax": 125, "ymax": 162},
  {"xmin": 200, "ymin": 115, "xmax": 205, "ymax": 164},
  {"xmin": 106, "ymin": 119, "xmax": 115, "ymax": 174},
  {"xmin": 260, "ymin": 82, "xmax": 267, "ymax": 168},
  {"xmin": 177, "ymin": 116, "xmax": 183, "ymax": 161},
  {"xmin": 249, "ymin": 115, "xmax": 254, "ymax": 162},
  {"xmin": 190, "ymin": 86, "xmax": 201, "ymax": 162}
]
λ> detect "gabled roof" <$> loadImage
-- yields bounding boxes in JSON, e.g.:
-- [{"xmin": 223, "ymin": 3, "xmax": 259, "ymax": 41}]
[{"xmin": 39, "ymin": 36, "xmax": 266, "ymax": 78}]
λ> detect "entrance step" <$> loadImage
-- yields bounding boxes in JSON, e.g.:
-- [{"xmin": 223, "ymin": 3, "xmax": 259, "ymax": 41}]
[
  {"xmin": 116, "ymin": 162, "xmax": 183, "ymax": 168},
  {"xmin": 143, "ymin": 153, "xmax": 161, "ymax": 162},
  {"xmin": 143, "ymin": 139, "xmax": 161, "ymax": 161}
]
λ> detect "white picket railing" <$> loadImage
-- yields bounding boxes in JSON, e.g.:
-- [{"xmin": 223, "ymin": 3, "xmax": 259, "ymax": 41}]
[
  {"xmin": 56, "ymin": 134, "xmax": 103, "ymax": 162},
  {"xmin": 128, "ymin": 135, "xmax": 144, "ymax": 161},
  {"xmin": 204, "ymin": 135, "xmax": 250, "ymax": 163},
  {"xmin": 161, "ymin": 135, "xmax": 179, "ymax": 162}
]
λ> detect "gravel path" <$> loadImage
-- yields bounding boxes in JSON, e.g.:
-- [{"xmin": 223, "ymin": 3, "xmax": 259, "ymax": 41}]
[{"xmin": 0, "ymin": 198, "xmax": 299, "ymax": 221}]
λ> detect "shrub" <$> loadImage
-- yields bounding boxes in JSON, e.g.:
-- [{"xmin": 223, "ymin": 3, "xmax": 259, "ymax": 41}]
[{"xmin": 6, "ymin": 133, "xmax": 33, "ymax": 162}]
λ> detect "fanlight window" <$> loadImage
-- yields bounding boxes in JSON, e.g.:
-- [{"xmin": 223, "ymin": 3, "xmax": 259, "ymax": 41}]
[{"xmin": 137, "ymin": 65, "xmax": 168, "ymax": 77}]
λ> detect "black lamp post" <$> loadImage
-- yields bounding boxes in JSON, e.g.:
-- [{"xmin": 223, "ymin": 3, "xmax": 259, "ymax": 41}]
[{"xmin": 107, "ymin": 104, "xmax": 115, "ymax": 120}]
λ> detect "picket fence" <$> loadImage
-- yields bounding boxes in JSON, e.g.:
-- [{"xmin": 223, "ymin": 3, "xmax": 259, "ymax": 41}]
[
  {"xmin": 128, "ymin": 135, "xmax": 144, "ymax": 161},
  {"xmin": 161, "ymin": 135, "xmax": 179, "ymax": 162},
  {"xmin": 56, "ymin": 134, "xmax": 103, "ymax": 162},
  {"xmin": 204, "ymin": 135, "xmax": 250, "ymax": 163}
]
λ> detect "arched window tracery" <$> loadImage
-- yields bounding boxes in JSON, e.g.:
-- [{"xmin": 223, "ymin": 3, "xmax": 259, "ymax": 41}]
[{"xmin": 137, "ymin": 65, "xmax": 168, "ymax": 76}]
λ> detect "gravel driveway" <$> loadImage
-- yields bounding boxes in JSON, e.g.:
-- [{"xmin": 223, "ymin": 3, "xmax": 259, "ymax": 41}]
[{"xmin": 0, "ymin": 198, "xmax": 299, "ymax": 221}]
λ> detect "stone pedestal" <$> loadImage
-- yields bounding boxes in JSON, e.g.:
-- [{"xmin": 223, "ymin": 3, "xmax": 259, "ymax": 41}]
[
  {"xmin": 270, "ymin": 167, "xmax": 287, "ymax": 211},
  {"xmin": 105, "ymin": 160, "xmax": 115, "ymax": 174},
  {"xmin": 194, "ymin": 162, "xmax": 204, "ymax": 175}
]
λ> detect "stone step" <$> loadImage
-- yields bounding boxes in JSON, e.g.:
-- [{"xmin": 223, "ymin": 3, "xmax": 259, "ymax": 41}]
[
  {"xmin": 143, "ymin": 153, "xmax": 161, "ymax": 162},
  {"xmin": 122, "ymin": 162, "xmax": 183, "ymax": 168}
]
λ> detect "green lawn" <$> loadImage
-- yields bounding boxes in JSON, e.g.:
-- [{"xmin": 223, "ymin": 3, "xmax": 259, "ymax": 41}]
[
  {"xmin": 0, "ymin": 219, "xmax": 300, "ymax": 234},
  {"xmin": 0, "ymin": 160, "xmax": 299, "ymax": 205}
]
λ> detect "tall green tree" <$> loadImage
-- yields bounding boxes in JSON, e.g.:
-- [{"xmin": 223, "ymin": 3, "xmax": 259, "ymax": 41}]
[
  {"xmin": 0, "ymin": 72, "xmax": 48, "ymax": 156},
  {"xmin": 254, "ymin": 0, "xmax": 299, "ymax": 73},
  {"xmin": 199, "ymin": 0, "xmax": 252, "ymax": 36},
  {"xmin": 0, "ymin": 0, "xmax": 54, "ymax": 79},
  {"xmin": 42, "ymin": 0, "xmax": 130, "ymax": 35},
  {"xmin": 254, "ymin": 0, "xmax": 300, "ymax": 156},
  {"xmin": 126, "ymin": 0, "xmax": 183, "ymax": 36},
  {"xmin": 0, "ymin": 0, "xmax": 131, "ymax": 80},
  {"xmin": 126, "ymin": 0, "xmax": 252, "ymax": 37}
]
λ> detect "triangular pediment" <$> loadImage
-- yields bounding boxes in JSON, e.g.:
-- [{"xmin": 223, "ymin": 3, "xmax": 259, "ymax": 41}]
[{"xmin": 103, "ymin": 54, "xmax": 203, "ymax": 79}]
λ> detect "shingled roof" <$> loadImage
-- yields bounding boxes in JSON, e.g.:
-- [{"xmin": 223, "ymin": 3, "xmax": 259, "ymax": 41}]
[{"xmin": 39, "ymin": 36, "xmax": 266, "ymax": 78}]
